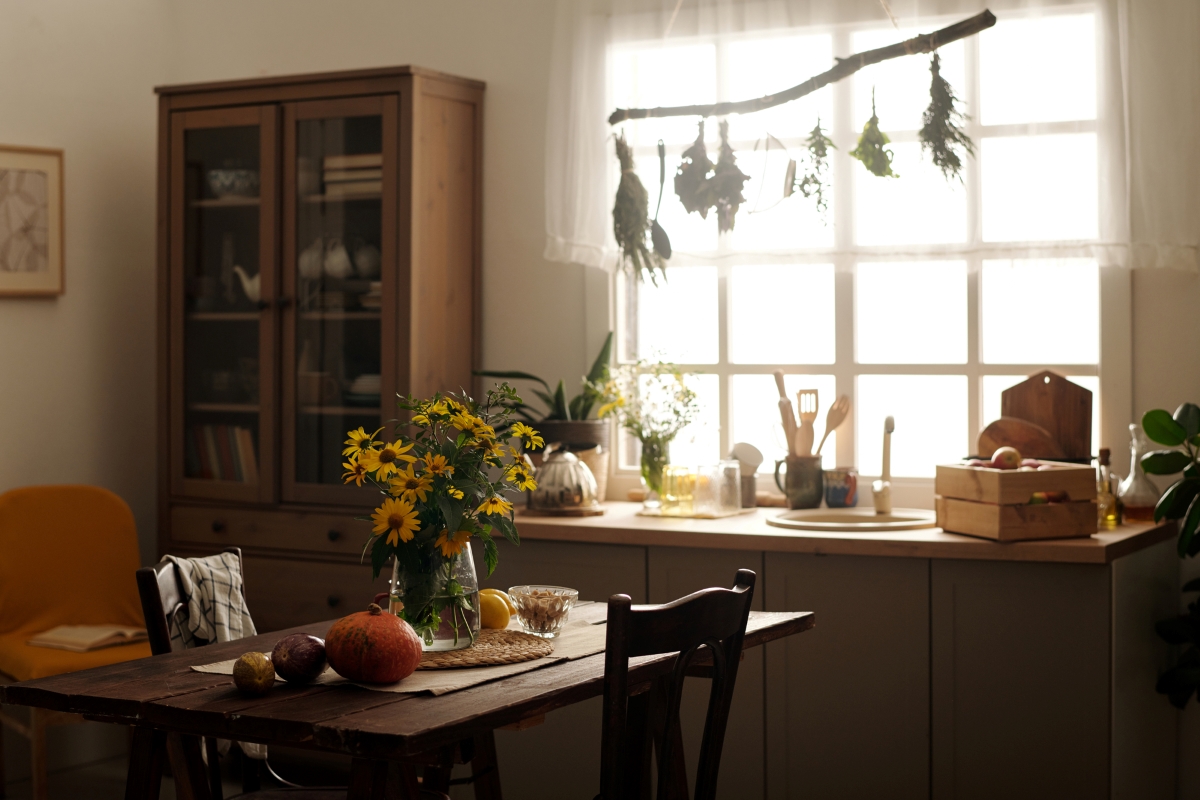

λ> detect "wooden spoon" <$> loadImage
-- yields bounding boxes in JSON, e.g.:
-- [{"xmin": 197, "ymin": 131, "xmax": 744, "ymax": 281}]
[
  {"xmin": 815, "ymin": 394, "xmax": 851, "ymax": 457},
  {"xmin": 773, "ymin": 371, "xmax": 798, "ymax": 457}
]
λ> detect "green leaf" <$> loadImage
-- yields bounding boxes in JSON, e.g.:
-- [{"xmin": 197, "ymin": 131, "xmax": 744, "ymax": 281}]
[
  {"xmin": 436, "ymin": 494, "xmax": 464, "ymax": 537},
  {"xmin": 477, "ymin": 528, "xmax": 499, "ymax": 577},
  {"xmin": 1182, "ymin": 494, "xmax": 1200, "ymax": 558},
  {"xmin": 531, "ymin": 389, "xmax": 560, "ymax": 418},
  {"xmin": 553, "ymin": 380, "xmax": 570, "ymax": 420},
  {"xmin": 1156, "ymin": 478, "xmax": 1200, "ymax": 523},
  {"xmin": 1143, "ymin": 450, "xmax": 1192, "ymax": 475},
  {"xmin": 1156, "ymin": 617, "xmax": 1200, "ymax": 645},
  {"xmin": 1144, "ymin": 409, "xmax": 1188, "ymax": 446},
  {"xmin": 472, "ymin": 370, "xmax": 551, "ymax": 394},
  {"xmin": 568, "ymin": 393, "xmax": 586, "ymax": 422},
  {"xmin": 1183, "ymin": 577, "xmax": 1200, "ymax": 593},
  {"xmin": 585, "ymin": 332, "xmax": 614, "ymax": 386},
  {"xmin": 1176, "ymin": 404, "xmax": 1200, "ymax": 439}
]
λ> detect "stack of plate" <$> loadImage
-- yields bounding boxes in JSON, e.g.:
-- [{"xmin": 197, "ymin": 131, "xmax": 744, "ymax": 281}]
[
  {"xmin": 359, "ymin": 281, "xmax": 382, "ymax": 310},
  {"xmin": 345, "ymin": 374, "xmax": 382, "ymax": 407}
]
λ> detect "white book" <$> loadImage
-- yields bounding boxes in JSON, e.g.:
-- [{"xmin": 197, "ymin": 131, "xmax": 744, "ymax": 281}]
[{"xmin": 27, "ymin": 624, "xmax": 148, "ymax": 653}]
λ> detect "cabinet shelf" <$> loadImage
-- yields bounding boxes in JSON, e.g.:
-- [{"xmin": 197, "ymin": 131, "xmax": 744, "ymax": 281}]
[
  {"xmin": 298, "ymin": 311, "xmax": 381, "ymax": 321},
  {"xmin": 299, "ymin": 405, "xmax": 380, "ymax": 416},
  {"xmin": 188, "ymin": 402, "xmax": 260, "ymax": 414},
  {"xmin": 190, "ymin": 196, "xmax": 261, "ymax": 208},
  {"xmin": 187, "ymin": 311, "xmax": 259, "ymax": 321},
  {"xmin": 301, "ymin": 192, "xmax": 381, "ymax": 203}
]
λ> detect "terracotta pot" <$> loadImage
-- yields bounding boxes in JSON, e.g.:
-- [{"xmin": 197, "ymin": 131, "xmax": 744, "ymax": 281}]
[{"xmin": 533, "ymin": 419, "xmax": 610, "ymax": 449}]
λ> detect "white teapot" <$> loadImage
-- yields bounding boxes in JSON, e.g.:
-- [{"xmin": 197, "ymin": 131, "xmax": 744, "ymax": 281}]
[
  {"xmin": 298, "ymin": 238, "xmax": 324, "ymax": 280},
  {"xmin": 323, "ymin": 238, "xmax": 354, "ymax": 279}
]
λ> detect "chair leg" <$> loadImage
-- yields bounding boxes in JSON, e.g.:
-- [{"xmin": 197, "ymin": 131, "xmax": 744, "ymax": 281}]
[
  {"xmin": 203, "ymin": 738, "xmax": 223, "ymax": 800},
  {"xmin": 469, "ymin": 731, "xmax": 503, "ymax": 800},
  {"xmin": 30, "ymin": 708, "xmax": 48, "ymax": 800}
]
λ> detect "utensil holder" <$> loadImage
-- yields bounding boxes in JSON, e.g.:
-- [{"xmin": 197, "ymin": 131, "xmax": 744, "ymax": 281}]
[{"xmin": 774, "ymin": 456, "xmax": 823, "ymax": 509}]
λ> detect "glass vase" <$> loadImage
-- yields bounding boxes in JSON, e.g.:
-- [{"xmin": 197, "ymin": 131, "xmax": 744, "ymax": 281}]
[
  {"xmin": 640, "ymin": 435, "xmax": 670, "ymax": 511},
  {"xmin": 1119, "ymin": 423, "xmax": 1162, "ymax": 522},
  {"xmin": 389, "ymin": 543, "xmax": 481, "ymax": 651}
]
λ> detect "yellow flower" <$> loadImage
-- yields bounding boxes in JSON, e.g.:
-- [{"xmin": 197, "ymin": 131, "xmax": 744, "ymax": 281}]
[
  {"xmin": 510, "ymin": 422, "xmax": 545, "ymax": 451},
  {"xmin": 446, "ymin": 486, "xmax": 464, "ymax": 500},
  {"xmin": 423, "ymin": 452, "xmax": 454, "ymax": 478},
  {"xmin": 358, "ymin": 440, "xmax": 417, "ymax": 479},
  {"xmin": 506, "ymin": 465, "xmax": 537, "ymax": 492},
  {"xmin": 342, "ymin": 456, "xmax": 369, "ymax": 486},
  {"xmin": 598, "ymin": 397, "xmax": 625, "ymax": 418},
  {"xmin": 479, "ymin": 438, "xmax": 504, "ymax": 459},
  {"xmin": 372, "ymin": 497, "xmax": 421, "ymax": 546},
  {"xmin": 342, "ymin": 426, "xmax": 384, "ymax": 457},
  {"xmin": 450, "ymin": 412, "xmax": 479, "ymax": 433},
  {"xmin": 476, "ymin": 496, "xmax": 513, "ymax": 516},
  {"xmin": 389, "ymin": 464, "xmax": 433, "ymax": 504},
  {"xmin": 412, "ymin": 399, "xmax": 451, "ymax": 427},
  {"xmin": 434, "ymin": 529, "xmax": 472, "ymax": 558}
]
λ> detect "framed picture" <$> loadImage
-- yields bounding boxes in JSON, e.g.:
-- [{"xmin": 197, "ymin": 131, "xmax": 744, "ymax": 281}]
[{"xmin": 0, "ymin": 145, "xmax": 64, "ymax": 296}]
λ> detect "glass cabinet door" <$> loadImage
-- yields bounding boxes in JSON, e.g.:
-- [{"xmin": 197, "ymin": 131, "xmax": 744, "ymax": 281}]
[
  {"xmin": 281, "ymin": 97, "xmax": 397, "ymax": 505},
  {"xmin": 169, "ymin": 107, "xmax": 277, "ymax": 503}
]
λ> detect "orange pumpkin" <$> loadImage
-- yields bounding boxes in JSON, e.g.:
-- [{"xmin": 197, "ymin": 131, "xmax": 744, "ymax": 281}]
[{"xmin": 325, "ymin": 603, "xmax": 423, "ymax": 684}]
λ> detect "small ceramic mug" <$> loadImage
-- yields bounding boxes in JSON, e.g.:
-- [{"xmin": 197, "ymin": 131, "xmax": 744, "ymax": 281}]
[
  {"xmin": 774, "ymin": 456, "xmax": 823, "ymax": 509},
  {"xmin": 823, "ymin": 467, "xmax": 858, "ymax": 508}
]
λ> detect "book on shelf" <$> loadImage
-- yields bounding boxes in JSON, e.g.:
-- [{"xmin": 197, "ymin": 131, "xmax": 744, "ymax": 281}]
[
  {"xmin": 322, "ymin": 153, "xmax": 382, "ymax": 170},
  {"xmin": 187, "ymin": 424, "xmax": 258, "ymax": 483},
  {"xmin": 27, "ymin": 624, "xmax": 148, "ymax": 653},
  {"xmin": 323, "ymin": 168, "xmax": 382, "ymax": 182},
  {"xmin": 323, "ymin": 180, "xmax": 382, "ymax": 197}
]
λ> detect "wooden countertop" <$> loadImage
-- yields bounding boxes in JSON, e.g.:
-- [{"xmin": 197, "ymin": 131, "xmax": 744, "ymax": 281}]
[{"xmin": 514, "ymin": 502, "xmax": 1175, "ymax": 565}]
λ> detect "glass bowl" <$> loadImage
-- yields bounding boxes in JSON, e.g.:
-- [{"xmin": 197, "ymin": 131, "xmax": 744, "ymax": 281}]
[{"xmin": 508, "ymin": 585, "xmax": 578, "ymax": 638}]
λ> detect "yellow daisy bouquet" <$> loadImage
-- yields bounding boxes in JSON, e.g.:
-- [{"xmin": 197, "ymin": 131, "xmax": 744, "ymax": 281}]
[{"xmin": 342, "ymin": 384, "xmax": 542, "ymax": 645}]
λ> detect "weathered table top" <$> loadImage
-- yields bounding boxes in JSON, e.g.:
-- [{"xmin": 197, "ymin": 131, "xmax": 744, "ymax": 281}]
[
  {"xmin": 516, "ymin": 503, "xmax": 1175, "ymax": 565},
  {"xmin": 0, "ymin": 604, "xmax": 813, "ymax": 759}
]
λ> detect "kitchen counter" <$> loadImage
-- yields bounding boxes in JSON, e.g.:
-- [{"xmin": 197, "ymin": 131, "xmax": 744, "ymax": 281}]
[{"xmin": 514, "ymin": 501, "xmax": 1174, "ymax": 565}]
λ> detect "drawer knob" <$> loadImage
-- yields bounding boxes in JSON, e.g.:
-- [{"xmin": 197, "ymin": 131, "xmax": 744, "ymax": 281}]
[
  {"xmin": 327, "ymin": 530, "xmax": 342, "ymax": 542},
  {"xmin": 327, "ymin": 595, "xmax": 341, "ymax": 608},
  {"xmin": 212, "ymin": 520, "xmax": 227, "ymax": 534}
]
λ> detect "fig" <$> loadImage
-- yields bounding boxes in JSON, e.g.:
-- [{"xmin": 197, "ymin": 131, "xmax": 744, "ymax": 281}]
[
  {"xmin": 990, "ymin": 446, "xmax": 1022, "ymax": 470},
  {"xmin": 233, "ymin": 651, "xmax": 275, "ymax": 696},
  {"xmin": 271, "ymin": 633, "xmax": 327, "ymax": 684}
]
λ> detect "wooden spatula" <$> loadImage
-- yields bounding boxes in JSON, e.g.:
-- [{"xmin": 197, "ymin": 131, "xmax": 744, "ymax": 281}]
[
  {"xmin": 795, "ymin": 389, "xmax": 818, "ymax": 457},
  {"xmin": 815, "ymin": 394, "xmax": 850, "ymax": 457},
  {"xmin": 773, "ymin": 371, "xmax": 798, "ymax": 457}
]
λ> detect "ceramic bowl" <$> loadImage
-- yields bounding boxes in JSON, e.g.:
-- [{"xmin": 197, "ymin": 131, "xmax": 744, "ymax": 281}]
[{"xmin": 206, "ymin": 169, "xmax": 260, "ymax": 198}]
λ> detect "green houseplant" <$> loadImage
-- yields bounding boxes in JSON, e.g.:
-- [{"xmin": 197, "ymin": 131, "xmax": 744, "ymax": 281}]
[
  {"xmin": 475, "ymin": 332, "xmax": 612, "ymax": 423},
  {"xmin": 1138, "ymin": 403, "xmax": 1200, "ymax": 706}
]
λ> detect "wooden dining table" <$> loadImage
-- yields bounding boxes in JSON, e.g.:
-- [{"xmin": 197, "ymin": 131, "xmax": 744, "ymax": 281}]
[{"xmin": 0, "ymin": 603, "xmax": 813, "ymax": 800}]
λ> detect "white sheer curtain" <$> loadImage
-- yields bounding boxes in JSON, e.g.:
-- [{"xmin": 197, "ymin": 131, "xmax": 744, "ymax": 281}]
[{"xmin": 543, "ymin": 0, "xmax": 1200, "ymax": 272}]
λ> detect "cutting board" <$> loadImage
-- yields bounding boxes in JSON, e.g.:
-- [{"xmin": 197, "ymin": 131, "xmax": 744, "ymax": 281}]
[
  {"xmin": 977, "ymin": 417, "xmax": 1066, "ymax": 460},
  {"xmin": 1001, "ymin": 371, "xmax": 1092, "ymax": 459}
]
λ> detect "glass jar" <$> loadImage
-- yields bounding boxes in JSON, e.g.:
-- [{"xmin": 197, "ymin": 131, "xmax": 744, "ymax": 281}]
[
  {"xmin": 1119, "ymin": 423, "xmax": 1162, "ymax": 522},
  {"xmin": 389, "ymin": 543, "xmax": 480, "ymax": 651},
  {"xmin": 639, "ymin": 434, "xmax": 670, "ymax": 510}
]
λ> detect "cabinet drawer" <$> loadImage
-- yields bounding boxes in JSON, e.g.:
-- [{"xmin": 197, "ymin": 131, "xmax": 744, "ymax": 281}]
[
  {"xmin": 241, "ymin": 556, "xmax": 389, "ymax": 634},
  {"xmin": 170, "ymin": 505, "xmax": 372, "ymax": 558}
]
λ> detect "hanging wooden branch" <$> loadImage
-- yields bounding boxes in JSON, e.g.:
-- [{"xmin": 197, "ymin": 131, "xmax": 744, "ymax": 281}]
[
  {"xmin": 607, "ymin": 10, "xmax": 996, "ymax": 125},
  {"xmin": 919, "ymin": 52, "xmax": 974, "ymax": 182}
]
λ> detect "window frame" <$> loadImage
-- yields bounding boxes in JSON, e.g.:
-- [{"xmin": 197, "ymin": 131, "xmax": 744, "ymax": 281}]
[{"xmin": 601, "ymin": 5, "xmax": 1128, "ymax": 501}]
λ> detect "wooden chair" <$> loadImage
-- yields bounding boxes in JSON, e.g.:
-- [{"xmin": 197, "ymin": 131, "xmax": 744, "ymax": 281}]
[
  {"xmin": 136, "ymin": 548, "xmax": 455, "ymax": 800},
  {"xmin": 599, "ymin": 569, "xmax": 756, "ymax": 800},
  {"xmin": 0, "ymin": 485, "xmax": 153, "ymax": 800}
]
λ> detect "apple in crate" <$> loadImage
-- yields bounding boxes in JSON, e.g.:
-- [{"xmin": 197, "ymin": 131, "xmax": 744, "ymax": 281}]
[{"xmin": 990, "ymin": 446, "xmax": 1022, "ymax": 470}]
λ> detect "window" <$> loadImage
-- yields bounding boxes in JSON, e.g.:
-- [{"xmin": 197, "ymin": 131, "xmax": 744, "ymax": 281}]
[{"xmin": 610, "ymin": 10, "xmax": 1102, "ymax": 483}]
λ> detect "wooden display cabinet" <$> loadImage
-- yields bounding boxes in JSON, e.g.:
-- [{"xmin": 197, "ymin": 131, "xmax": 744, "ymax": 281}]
[{"xmin": 155, "ymin": 67, "xmax": 483, "ymax": 626}]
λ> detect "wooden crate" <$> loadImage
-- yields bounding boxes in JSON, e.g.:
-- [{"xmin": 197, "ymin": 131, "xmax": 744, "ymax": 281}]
[
  {"xmin": 935, "ymin": 461, "xmax": 1098, "ymax": 541},
  {"xmin": 935, "ymin": 461, "xmax": 1097, "ymax": 505},
  {"xmin": 935, "ymin": 496, "xmax": 1098, "ymax": 542}
]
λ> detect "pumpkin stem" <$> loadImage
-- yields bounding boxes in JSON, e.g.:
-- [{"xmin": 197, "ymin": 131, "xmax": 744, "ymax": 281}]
[{"xmin": 368, "ymin": 603, "xmax": 383, "ymax": 615}]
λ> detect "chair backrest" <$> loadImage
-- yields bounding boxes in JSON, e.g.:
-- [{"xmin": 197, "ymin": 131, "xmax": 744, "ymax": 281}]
[
  {"xmin": 0, "ymin": 485, "xmax": 144, "ymax": 637},
  {"xmin": 599, "ymin": 569, "xmax": 756, "ymax": 800},
  {"xmin": 136, "ymin": 547, "xmax": 243, "ymax": 656}
]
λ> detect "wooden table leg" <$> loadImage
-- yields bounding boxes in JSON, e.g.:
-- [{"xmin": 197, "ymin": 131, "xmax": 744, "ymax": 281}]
[
  {"xmin": 348, "ymin": 757, "xmax": 389, "ymax": 800},
  {"xmin": 469, "ymin": 731, "xmax": 503, "ymax": 800},
  {"xmin": 124, "ymin": 726, "xmax": 166, "ymax": 800},
  {"xmin": 164, "ymin": 733, "xmax": 212, "ymax": 800}
]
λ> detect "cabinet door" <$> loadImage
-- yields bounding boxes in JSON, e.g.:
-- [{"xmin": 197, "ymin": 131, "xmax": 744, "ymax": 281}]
[
  {"xmin": 281, "ymin": 96, "xmax": 399, "ymax": 506},
  {"xmin": 169, "ymin": 106, "xmax": 278, "ymax": 504}
]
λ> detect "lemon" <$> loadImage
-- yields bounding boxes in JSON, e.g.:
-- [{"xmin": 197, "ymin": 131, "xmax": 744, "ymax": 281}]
[
  {"xmin": 481, "ymin": 588, "xmax": 516, "ymax": 615},
  {"xmin": 479, "ymin": 592, "xmax": 511, "ymax": 630}
]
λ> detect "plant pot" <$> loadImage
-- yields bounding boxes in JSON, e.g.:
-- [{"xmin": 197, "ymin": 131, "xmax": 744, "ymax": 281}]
[{"xmin": 534, "ymin": 419, "xmax": 610, "ymax": 450}]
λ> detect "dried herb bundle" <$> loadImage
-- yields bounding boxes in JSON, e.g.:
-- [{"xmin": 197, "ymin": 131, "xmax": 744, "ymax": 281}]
[
  {"xmin": 919, "ymin": 52, "xmax": 975, "ymax": 182},
  {"xmin": 712, "ymin": 120, "xmax": 750, "ymax": 233},
  {"xmin": 674, "ymin": 121, "xmax": 715, "ymax": 218},
  {"xmin": 793, "ymin": 117, "xmax": 836, "ymax": 216},
  {"xmin": 850, "ymin": 89, "xmax": 898, "ymax": 178},
  {"xmin": 612, "ymin": 132, "xmax": 666, "ymax": 284}
]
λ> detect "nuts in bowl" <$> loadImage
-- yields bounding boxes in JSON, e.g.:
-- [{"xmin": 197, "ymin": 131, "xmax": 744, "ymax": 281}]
[{"xmin": 508, "ymin": 585, "xmax": 579, "ymax": 638}]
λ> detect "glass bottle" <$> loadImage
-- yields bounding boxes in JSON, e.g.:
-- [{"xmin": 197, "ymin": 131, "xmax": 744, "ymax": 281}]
[
  {"xmin": 1096, "ymin": 448, "xmax": 1118, "ymax": 529},
  {"xmin": 1119, "ymin": 423, "xmax": 1162, "ymax": 522}
]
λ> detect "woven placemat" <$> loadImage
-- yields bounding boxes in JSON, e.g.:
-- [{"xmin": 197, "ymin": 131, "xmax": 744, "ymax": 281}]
[{"xmin": 417, "ymin": 628, "xmax": 553, "ymax": 669}]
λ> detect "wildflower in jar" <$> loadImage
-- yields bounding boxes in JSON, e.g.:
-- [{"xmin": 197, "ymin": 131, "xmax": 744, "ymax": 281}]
[
  {"xmin": 342, "ymin": 456, "xmax": 369, "ymax": 486},
  {"xmin": 390, "ymin": 464, "xmax": 433, "ymax": 504},
  {"xmin": 343, "ymin": 426, "xmax": 384, "ymax": 457},
  {"xmin": 476, "ymin": 496, "xmax": 513, "ymax": 516},
  {"xmin": 358, "ymin": 440, "xmax": 417, "ymax": 479},
  {"xmin": 446, "ymin": 486, "xmax": 464, "ymax": 500},
  {"xmin": 505, "ymin": 462, "xmax": 537, "ymax": 492},
  {"xmin": 509, "ymin": 422, "xmax": 545, "ymax": 451},
  {"xmin": 372, "ymin": 497, "xmax": 420, "ymax": 546},
  {"xmin": 423, "ymin": 452, "xmax": 454, "ymax": 477},
  {"xmin": 435, "ymin": 529, "xmax": 472, "ymax": 558}
]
